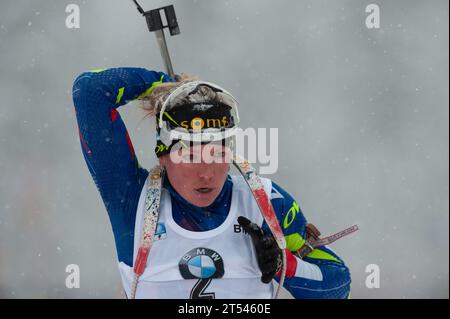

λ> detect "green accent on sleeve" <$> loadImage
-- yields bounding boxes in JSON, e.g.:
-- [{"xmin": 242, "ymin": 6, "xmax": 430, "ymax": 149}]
[
  {"xmin": 136, "ymin": 74, "xmax": 165, "ymax": 100},
  {"xmin": 89, "ymin": 68, "xmax": 108, "ymax": 73},
  {"xmin": 285, "ymin": 233, "xmax": 306, "ymax": 252},
  {"xmin": 306, "ymin": 249, "xmax": 342, "ymax": 263},
  {"xmin": 283, "ymin": 201, "xmax": 300, "ymax": 229},
  {"xmin": 116, "ymin": 87, "xmax": 125, "ymax": 105}
]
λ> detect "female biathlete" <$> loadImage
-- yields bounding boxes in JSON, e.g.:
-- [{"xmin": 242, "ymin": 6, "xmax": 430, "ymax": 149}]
[{"xmin": 72, "ymin": 67, "xmax": 352, "ymax": 299}]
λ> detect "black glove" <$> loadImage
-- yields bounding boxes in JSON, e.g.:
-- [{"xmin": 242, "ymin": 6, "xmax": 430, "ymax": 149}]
[{"xmin": 238, "ymin": 216, "xmax": 282, "ymax": 283}]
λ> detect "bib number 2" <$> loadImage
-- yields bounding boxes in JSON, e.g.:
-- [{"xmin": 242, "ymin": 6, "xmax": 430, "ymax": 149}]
[{"xmin": 190, "ymin": 278, "xmax": 215, "ymax": 299}]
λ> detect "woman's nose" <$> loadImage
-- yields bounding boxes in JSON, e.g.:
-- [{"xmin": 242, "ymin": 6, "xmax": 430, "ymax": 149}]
[{"xmin": 198, "ymin": 163, "xmax": 214, "ymax": 180}]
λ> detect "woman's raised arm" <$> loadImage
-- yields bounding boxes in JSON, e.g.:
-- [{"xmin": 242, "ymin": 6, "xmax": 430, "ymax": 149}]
[{"xmin": 72, "ymin": 67, "xmax": 172, "ymax": 265}]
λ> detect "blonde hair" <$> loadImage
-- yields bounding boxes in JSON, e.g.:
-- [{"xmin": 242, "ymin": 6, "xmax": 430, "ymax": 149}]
[{"xmin": 139, "ymin": 73, "xmax": 198, "ymax": 117}]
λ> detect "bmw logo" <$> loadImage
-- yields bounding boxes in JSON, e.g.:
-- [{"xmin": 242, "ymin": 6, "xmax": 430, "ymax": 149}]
[{"xmin": 179, "ymin": 248, "xmax": 224, "ymax": 279}]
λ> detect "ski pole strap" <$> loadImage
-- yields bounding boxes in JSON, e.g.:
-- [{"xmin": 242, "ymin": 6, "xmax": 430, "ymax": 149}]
[
  {"xmin": 296, "ymin": 224, "xmax": 359, "ymax": 259},
  {"xmin": 232, "ymin": 156, "xmax": 286, "ymax": 250},
  {"xmin": 232, "ymin": 155, "xmax": 286, "ymax": 299}
]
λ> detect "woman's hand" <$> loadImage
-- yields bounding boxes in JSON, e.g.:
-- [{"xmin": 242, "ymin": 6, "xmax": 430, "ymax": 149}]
[{"xmin": 237, "ymin": 216, "xmax": 282, "ymax": 283}]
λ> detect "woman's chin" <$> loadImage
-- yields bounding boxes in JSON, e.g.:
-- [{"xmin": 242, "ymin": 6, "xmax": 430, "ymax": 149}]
[{"xmin": 191, "ymin": 198, "xmax": 215, "ymax": 208}]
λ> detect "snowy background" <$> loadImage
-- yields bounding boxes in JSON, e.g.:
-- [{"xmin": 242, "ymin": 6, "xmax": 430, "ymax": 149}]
[{"xmin": 0, "ymin": 0, "xmax": 448, "ymax": 298}]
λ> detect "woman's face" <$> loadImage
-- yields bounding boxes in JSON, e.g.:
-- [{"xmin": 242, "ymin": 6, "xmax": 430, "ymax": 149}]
[{"xmin": 159, "ymin": 143, "xmax": 231, "ymax": 207}]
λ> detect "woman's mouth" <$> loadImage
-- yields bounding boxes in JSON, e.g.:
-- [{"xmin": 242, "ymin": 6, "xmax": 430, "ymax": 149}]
[{"xmin": 195, "ymin": 188, "xmax": 214, "ymax": 194}]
